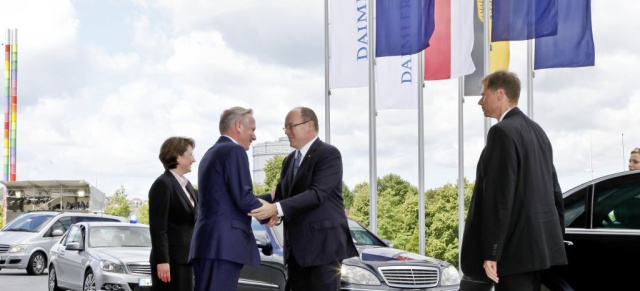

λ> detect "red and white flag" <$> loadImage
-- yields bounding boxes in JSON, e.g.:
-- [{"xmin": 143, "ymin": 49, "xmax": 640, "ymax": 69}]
[{"xmin": 424, "ymin": 0, "xmax": 475, "ymax": 80}]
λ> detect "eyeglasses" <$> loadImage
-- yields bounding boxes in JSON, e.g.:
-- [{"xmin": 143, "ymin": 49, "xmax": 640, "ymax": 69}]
[{"xmin": 283, "ymin": 120, "xmax": 310, "ymax": 132}]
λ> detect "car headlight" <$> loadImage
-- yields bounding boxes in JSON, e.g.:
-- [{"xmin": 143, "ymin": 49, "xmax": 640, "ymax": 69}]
[
  {"xmin": 9, "ymin": 244, "xmax": 28, "ymax": 253},
  {"xmin": 440, "ymin": 265, "xmax": 461, "ymax": 286},
  {"xmin": 100, "ymin": 260, "xmax": 126, "ymax": 273},
  {"xmin": 341, "ymin": 265, "xmax": 381, "ymax": 285}
]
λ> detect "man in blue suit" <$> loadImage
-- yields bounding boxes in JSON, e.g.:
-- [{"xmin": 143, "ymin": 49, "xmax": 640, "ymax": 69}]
[
  {"xmin": 190, "ymin": 106, "xmax": 272, "ymax": 291},
  {"xmin": 251, "ymin": 107, "xmax": 358, "ymax": 291}
]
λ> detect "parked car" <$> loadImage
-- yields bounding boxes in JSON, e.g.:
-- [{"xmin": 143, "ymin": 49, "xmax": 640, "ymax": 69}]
[
  {"xmin": 543, "ymin": 170, "xmax": 640, "ymax": 291},
  {"xmin": 0, "ymin": 211, "xmax": 124, "ymax": 275},
  {"xmin": 48, "ymin": 222, "xmax": 152, "ymax": 291},
  {"xmin": 240, "ymin": 217, "xmax": 461, "ymax": 291}
]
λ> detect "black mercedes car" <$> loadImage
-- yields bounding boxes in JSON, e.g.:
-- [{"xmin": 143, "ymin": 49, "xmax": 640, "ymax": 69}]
[
  {"xmin": 543, "ymin": 170, "xmax": 640, "ymax": 291},
  {"xmin": 238, "ymin": 217, "xmax": 460, "ymax": 291}
]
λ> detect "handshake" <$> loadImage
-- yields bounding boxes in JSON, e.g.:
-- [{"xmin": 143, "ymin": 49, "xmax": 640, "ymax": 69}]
[{"xmin": 248, "ymin": 189, "xmax": 280, "ymax": 227}]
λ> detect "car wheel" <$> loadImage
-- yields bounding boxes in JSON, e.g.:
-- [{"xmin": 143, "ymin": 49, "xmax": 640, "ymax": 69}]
[
  {"xmin": 26, "ymin": 251, "xmax": 47, "ymax": 275},
  {"xmin": 48, "ymin": 266, "xmax": 63, "ymax": 291},
  {"xmin": 83, "ymin": 269, "xmax": 97, "ymax": 291}
]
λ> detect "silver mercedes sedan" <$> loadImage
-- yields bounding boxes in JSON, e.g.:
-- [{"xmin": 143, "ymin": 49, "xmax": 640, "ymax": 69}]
[{"xmin": 48, "ymin": 222, "xmax": 152, "ymax": 291}]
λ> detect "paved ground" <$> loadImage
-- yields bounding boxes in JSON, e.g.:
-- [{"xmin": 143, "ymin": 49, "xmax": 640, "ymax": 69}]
[{"xmin": 0, "ymin": 268, "xmax": 49, "ymax": 290}]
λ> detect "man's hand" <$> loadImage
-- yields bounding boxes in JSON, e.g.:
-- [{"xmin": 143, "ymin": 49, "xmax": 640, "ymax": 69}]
[
  {"xmin": 483, "ymin": 260, "xmax": 499, "ymax": 283},
  {"xmin": 266, "ymin": 215, "xmax": 279, "ymax": 227},
  {"xmin": 249, "ymin": 199, "xmax": 277, "ymax": 220},
  {"xmin": 157, "ymin": 263, "xmax": 171, "ymax": 283}
]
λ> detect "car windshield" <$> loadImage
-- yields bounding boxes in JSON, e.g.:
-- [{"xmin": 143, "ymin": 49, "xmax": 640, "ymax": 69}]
[
  {"xmin": 89, "ymin": 226, "xmax": 152, "ymax": 248},
  {"xmin": 2, "ymin": 213, "xmax": 55, "ymax": 232},
  {"xmin": 348, "ymin": 219, "xmax": 387, "ymax": 246}
]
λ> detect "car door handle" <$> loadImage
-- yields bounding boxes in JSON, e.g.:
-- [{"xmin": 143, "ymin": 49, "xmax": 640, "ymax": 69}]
[{"xmin": 564, "ymin": 240, "xmax": 574, "ymax": 246}]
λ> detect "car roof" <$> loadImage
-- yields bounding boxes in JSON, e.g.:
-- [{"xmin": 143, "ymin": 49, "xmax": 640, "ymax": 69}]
[
  {"xmin": 15, "ymin": 211, "xmax": 125, "ymax": 221},
  {"xmin": 563, "ymin": 170, "xmax": 640, "ymax": 197},
  {"xmin": 78, "ymin": 222, "xmax": 147, "ymax": 228}
]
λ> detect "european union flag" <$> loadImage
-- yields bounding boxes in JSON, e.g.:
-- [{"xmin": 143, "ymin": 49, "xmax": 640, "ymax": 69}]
[
  {"xmin": 535, "ymin": 0, "xmax": 594, "ymax": 69},
  {"xmin": 375, "ymin": 0, "xmax": 436, "ymax": 57},
  {"xmin": 492, "ymin": 0, "xmax": 558, "ymax": 41}
]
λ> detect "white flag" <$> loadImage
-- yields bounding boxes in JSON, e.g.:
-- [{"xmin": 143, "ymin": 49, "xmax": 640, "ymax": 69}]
[
  {"xmin": 376, "ymin": 54, "xmax": 419, "ymax": 110},
  {"xmin": 329, "ymin": 0, "xmax": 369, "ymax": 89}
]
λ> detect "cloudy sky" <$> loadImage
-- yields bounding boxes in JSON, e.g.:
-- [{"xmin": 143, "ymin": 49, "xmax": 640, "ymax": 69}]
[{"xmin": 1, "ymin": 0, "xmax": 638, "ymax": 200}]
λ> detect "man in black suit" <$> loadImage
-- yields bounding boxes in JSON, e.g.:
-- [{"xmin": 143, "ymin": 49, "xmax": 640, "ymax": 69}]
[
  {"xmin": 149, "ymin": 137, "xmax": 198, "ymax": 291},
  {"xmin": 460, "ymin": 71, "xmax": 567, "ymax": 291},
  {"xmin": 251, "ymin": 107, "xmax": 358, "ymax": 291}
]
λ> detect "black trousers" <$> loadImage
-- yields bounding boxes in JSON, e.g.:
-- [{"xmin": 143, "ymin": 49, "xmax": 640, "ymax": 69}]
[
  {"xmin": 494, "ymin": 270, "xmax": 541, "ymax": 291},
  {"xmin": 150, "ymin": 262, "xmax": 194, "ymax": 291},
  {"xmin": 287, "ymin": 257, "xmax": 341, "ymax": 291}
]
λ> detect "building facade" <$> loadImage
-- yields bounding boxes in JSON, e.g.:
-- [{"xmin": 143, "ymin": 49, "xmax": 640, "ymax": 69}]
[{"xmin": 252, "ymin": 137, "xmax": 294, "ymax": 184}]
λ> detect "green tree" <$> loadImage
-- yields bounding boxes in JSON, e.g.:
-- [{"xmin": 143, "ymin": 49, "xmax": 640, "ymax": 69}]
[
  {"xmin": 137, "ymin": 201, "xmax": 149, "ymax": 225},
  {"xmin": 253, "ymin": 155, "xmax": 285, "ymax": 196},
  {"xmin": 348, "ymin": 175, "xmax": 475, "ymax": 268},
  {"xmin": 347, "ymin": 181, "xmax": 370, "ymax": 226},
  {"xmin": 105, "ymin": 186, "xmax": 131, "ymax": 218},
  {"xmin": 342, "ymin": 183, "xmax": 354, "ymax": 210},
  {"xmin": 424, "ymin": 179, "xmax": 474, "ymax": 268},
  {"xmin": 0, "ymin": 205, "xmax": 4, "ymax": 228}
]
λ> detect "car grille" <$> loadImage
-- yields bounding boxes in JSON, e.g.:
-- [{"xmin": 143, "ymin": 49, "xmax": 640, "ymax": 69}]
[
  {"xmin": 377, "ymin": 266, "xmax": 439, "ymax": 288},
  {"xmin": 0, "ymin": 244, "xmax": 9, "ymax": 253},
  {"xmin": 128, "ymin": 263, "xmax": 151, "ymax": 275}
]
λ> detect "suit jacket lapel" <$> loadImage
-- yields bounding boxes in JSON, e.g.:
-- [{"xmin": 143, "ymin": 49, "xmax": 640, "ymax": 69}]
[
  {"xmin": 166, "ymin": 170, "xmax": 195, "ymax": 213},
  {"xmin": 289, "ymin": 138, "xmax": 322, "ymax": 190}
]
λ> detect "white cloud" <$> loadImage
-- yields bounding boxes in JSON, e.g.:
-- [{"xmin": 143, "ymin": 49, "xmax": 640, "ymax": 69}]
[{"xmin": 2, "ymin": 0, "xmax": 639, "ymax": 202}]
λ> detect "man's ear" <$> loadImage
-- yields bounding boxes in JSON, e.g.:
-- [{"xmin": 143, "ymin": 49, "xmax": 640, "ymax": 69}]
[{"xmin": 234, "ymin": 119, "xmax": 243, "ymax": 133}]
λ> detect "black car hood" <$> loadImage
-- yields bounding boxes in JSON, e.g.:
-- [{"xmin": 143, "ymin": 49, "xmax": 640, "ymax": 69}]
[{"xmin": 354, "ymin": 245, "xmax": 443, "ymax": 265}]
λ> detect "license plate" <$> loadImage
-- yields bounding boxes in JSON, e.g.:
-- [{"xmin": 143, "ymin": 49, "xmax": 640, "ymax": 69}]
[{"xmin": 139, "ymin": 278, "xmax": 152, "ymax": 286}]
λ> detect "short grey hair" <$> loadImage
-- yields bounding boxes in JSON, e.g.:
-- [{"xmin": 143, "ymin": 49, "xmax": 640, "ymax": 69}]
[{"xmin": 219, "ymin": 106, "xmax": 253, "ymax": 135}]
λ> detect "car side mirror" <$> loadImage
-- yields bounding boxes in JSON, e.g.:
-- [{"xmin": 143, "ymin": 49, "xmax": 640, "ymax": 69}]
[
  {"xmin": 382, "ymin": 239, "xmax": 394, "ymax": 248},
  {"xmin": 255, "ymin": 237, "xmax": 273, "ymax": 256},
  {"xmin": 65, "ymin": 242, "xmax": 83, "ymax": 251},
  {"xmin": 51, "ymin": 229, "xmax": 64, "ymax": 237}
]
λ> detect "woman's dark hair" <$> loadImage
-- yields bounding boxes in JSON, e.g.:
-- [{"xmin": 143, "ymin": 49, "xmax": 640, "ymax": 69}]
[{"xmin": 159, "ymin": 137, "xmax": 195, "ymax": 170}]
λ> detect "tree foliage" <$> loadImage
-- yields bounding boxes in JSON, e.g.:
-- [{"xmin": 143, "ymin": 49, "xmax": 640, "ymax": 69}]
[
  {"xmin": 137, "ymin": 201, "xmax": 150, "ymax": 225},
  {"xmin": 105, "ymin": 186, "xmax": 131, "ymax": 218},
  {"xmin": 347, "ymin": 175, "xmax": 474, "ymax": 268},
  {"xmin": 0, "ymin": 205, "xmax": 4, "ymax": 228}
]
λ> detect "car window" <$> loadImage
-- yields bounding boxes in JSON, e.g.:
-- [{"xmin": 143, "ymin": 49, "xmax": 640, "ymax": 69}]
[
  {"xmin": 348, "ymin": 219, "xmax": 386, "ymax": 247},
  {"xmin": 48, "ymin": 216, "xmax": 73, "ymax": 236},
  {"xmin": 593, "ymin": 176, "xmax": 640, "ymax": 229},
  {"xmin": 89, "ymin": 226, "xmax": 151, "ymax": 248},
  {"xmin": 565, "ymin": 186, "xmax": 589, "ymax": 228},
  {"xmin": 3, "ymin": 213, "xmax": 55, "ymax": 232},
  {"xmin": 65, "ymin": 225, "xmax": 83, "ymax": 246}
]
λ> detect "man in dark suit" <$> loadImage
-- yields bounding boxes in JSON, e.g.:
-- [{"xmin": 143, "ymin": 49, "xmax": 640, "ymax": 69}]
[
  {"xmin": 189, "ymin": 107, "xmax": 272, "ymax": 291},
  {"xmin": 149, "ymin": 137, "xmax": 198, "ymax": 291},
  {"xmin": 250, "ymin": 107, "xmax": 358, "ymax": 291},
  {"xmin": 460, "ymin": 71, "xmax": 567, "ymax": 291}
]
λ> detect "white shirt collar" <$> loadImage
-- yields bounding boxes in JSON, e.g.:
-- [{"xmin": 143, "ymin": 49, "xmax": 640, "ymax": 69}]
[
  {"xmin": 297, "ymin": 136, "xmax": 318, "ymax": 163},
  {"xmin": 223, "ymin": 135, "xmax": 239, "ymax": 144},
  {"xmin": 499, "ymin": 107, "xmax": 515, "ymax": 122},
  {"xmin": 169, "ymin": 169, "xmax": 188, "ymax": 188}
]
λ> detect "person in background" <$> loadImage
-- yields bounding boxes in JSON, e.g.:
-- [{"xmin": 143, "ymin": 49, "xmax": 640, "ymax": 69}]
[
  {"xmin": 629, "ymin": 148, "xmax": 640, "ymax": 171},
  {"xmin": 460, "ymin": 71, "xmax": 567, "ymax": 291},
  {"xmin": 149, "ymin": 137, "xmax": 198, "ymax": 291}
]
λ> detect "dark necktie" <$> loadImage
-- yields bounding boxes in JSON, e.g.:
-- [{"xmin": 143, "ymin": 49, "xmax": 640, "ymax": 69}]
[{"xmin": 293, "ymin": 150, "xmax": 301, "ymax": 178}]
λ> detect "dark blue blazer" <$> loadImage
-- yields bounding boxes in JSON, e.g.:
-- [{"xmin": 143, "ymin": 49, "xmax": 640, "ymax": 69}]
[
  {"xmin": 189, "ymin": 136, "xmax": 271, "ymax": 266},
  {"xmin": 275, "ymin": 138, "xmax": 358, "ymax": 267}
]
